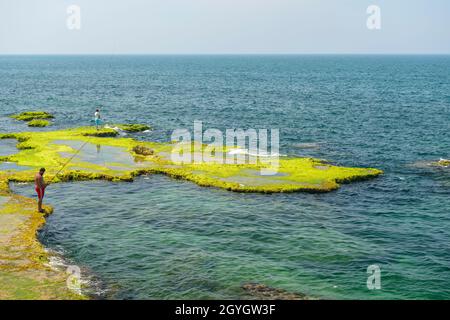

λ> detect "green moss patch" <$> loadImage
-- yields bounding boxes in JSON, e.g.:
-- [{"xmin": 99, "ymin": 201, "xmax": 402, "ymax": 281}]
[
  {"xmin": 82, "ymin": 128, "xmax": 118, "ymax": 137},
  {"xmin": 10, "ymin": 111, "xmax": 54, "ymax": 122},
  {"xmin": 438, "ymin": 159, "xmax": 450, "ymax": 167},
  {"xmin": 0, "ymin": 195, "xmax": 84, "ymax": 300},
  {"xmin": 114, "ymin": 124, "xmax": 151, "ymax": 132},
  {"xmin": 27, "ymin": 120, "xmax": 50, "ymax": 127},
  {"xmin": 10, "ymin": 111, "xmax": 54, "ymax": 128},
  {"xmin": 0, "ymin": 126, "xmax": 382, "ymax": 194}
]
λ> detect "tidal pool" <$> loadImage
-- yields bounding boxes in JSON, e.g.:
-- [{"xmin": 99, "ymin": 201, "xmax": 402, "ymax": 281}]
[{"xmin": 53, "ymin": 140, "xmax": 152, "ymax": 170}]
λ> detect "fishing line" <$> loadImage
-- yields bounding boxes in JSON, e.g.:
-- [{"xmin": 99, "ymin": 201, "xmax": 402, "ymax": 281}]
[
  {"xmin": 49, "ymin": 139, "xmax": 91, "ymax": 184},
  {"xmin": 49, "ymin": 117, "xmax": 114, "ymax": 183}
]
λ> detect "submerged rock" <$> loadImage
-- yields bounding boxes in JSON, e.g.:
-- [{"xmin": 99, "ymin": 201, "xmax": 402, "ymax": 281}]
[
  {"xmin": 242, "ymin": 283, "xmax": 311, "ymax": 300},
  {"xmin": 438, "ymin": 158, "xmax": 450, "ymax": 167},
  {"xmin": 420, "ymin": 158, "xmax": 450, "ymax": 168}
]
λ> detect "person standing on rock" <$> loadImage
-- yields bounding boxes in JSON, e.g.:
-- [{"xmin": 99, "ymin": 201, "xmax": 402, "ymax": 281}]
[
  {"xmin": 94, "ymin": 109, "xmax": 102, "ymax": 130},
  {"xmin": 35, "ymin": 168, "xmax": 48, "ymax": 213}
]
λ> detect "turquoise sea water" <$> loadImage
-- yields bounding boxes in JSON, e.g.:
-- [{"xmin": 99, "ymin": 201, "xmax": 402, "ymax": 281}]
[{"xmin": 2, "ymin": 55, "xmax": 450, "ymax": 299}]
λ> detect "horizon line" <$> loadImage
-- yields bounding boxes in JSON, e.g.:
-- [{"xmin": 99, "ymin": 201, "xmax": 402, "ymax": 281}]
[{"xmin": 1, "ymin": 52, "xmax": 450, "ymax": 56}]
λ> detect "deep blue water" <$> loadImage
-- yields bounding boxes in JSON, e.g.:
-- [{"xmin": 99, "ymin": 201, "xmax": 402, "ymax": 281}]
[{"xmin": 2, "ymin": 55, "xmax": 450, "ymax": 299}]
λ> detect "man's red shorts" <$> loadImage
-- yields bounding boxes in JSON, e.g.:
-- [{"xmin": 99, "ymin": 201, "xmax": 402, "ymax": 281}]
[{"xmin": 35, "ymin": 187, "xmax": 45, "ymax": 200}]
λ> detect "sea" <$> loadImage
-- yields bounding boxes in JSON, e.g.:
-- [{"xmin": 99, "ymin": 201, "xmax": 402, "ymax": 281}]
[{"xmin": 2, "ymin": 54, "xmax": 450, "ymax": 299}]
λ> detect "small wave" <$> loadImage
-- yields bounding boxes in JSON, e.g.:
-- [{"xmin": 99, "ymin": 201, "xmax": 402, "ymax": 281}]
[
  {"xmin": 227, "ymin": 148, "xmax": 286, "ymax": 157},
  {"xmin": 104, "ymin": 125, "xmax": 128, "ymax": 136},
  {"xmin": 410, "ymin": 158, "xmax": 450, "ymax": 169},
  {"xmin": 43, "ymin": 248, "xmax": 107, "ymax": 298},
  {"xmin": 293, "ymin": 142, "xmax": 321, "ymax": 149}
]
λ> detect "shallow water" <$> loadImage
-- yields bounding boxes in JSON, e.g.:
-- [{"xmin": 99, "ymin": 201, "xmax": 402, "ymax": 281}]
[
  {"xmin": 53, "ymin": 140, "xmax": 138, "ymax": 170},
  {"xmin": 0, "ymin": 162, "xmax": 30, "ymax": 171},
  {"xmin": 0, "ymin": 139, "xmax": 18, "ymax": 156},
  {"xmin": 3, "ymin": 55, "xmax": 450, "ymax": 299}
]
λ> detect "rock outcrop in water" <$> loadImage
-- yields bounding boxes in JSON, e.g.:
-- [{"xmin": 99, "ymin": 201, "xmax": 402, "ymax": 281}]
[
  {"xmin": 0, "ymin": 126, "xmax": 382, "ymax": 193},
  {"xmin": 132, "ymin": 145, "xmax": 154, "ymax": 156},
  {"xmin": 0, "ymin": 125, "xmax": 382, "ymax": 299},
  {"xmin": 113, "ymin": 124, "xmax": 151, "ymax": 132},
  {"xmin": 10, "ymin": 111, "xmax": 54, "ymax": 122},
  {"xmin": 437, "ymin": 159, "xmax": 450, "ymax": 167},
  {"xmin": 27, "ymin": 119, "xmax": 50, "ymax": 127},
  {"xmin": 242, "ymin": 283, "xmax": 311, "ymax": 300},
  {"xmin": 10, "ymin": 111, "xmax": 54, "ymax": 128}
]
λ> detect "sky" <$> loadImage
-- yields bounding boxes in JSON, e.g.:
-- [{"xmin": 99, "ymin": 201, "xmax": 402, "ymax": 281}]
[{"xmin": 0, "ymin": 0, "xmax": 449, "ymax": 54}]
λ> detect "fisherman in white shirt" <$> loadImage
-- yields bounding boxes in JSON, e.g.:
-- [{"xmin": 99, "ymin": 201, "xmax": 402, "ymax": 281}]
[{"xmin": 94, "ymin": 109, "xmax": 101, "ymax": 130}]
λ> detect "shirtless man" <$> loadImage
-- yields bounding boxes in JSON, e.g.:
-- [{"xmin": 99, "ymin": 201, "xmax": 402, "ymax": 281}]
[{"xmin": 35, "ymin": 168, "xmax": 48, "ymax": 213}]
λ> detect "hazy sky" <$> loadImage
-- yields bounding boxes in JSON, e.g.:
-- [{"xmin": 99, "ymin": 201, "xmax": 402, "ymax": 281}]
[{"xmin": 0, "ymin": 0, "xmax": 449, "ymax": 54}]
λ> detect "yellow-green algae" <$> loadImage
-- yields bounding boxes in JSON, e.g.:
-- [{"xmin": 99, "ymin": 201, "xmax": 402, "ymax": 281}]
[
  {"xmin": 27, "ymin": 119, "xmax": 50, "ymax": 127},
  {"xmin": 10, "ymin": 111, "xmax": 54, "ymax": 122},
  {"xmin": 113, "ymin": 124, "xmax": 151, "ymax": 132},
  {"xmin": 0, "ymin": 126, "xmax": 383, "ymax": 192},
  {"xmin": 0, "ymin": 192, "xmax": 84, "ymax": 299},
  {"xmin": 437, "ymin": 159, "xmax": 450, "ymax": 167},
  {"xmin": 0, "ymin": 126, "xmax": 382, "ymax": 299},
  {"xmin": 132, "ymin": 145, "xmax": 154, "ymax": 156}
]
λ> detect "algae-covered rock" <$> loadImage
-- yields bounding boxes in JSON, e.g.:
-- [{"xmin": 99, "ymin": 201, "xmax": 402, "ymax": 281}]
[
  {"xmin": 427, "ymin": 158, "xmax": 450, "ymax": 168},
  {"xmin": 10, "ymin": 111, "xmax": 54, "ymax": 128},
  {"xmin": 27, "ymin": 119, "xmax": 50, "ymax": 127},
  {"xmin": 114, "ymin": 124, "xmax": 151, "ymax": 132},
  {"xmin": 82, "ymin": 129, "xmax": 118, "ymax": 137},
  {"xmin": 242, "ymin": 283, "xmax": 312, "ymax": 300},
  {"xmin": 438, "ymin": 159, "xmax": 450, "ymax": 167},
  {"xmin": 0, "ymin": 195, "xmax": 85, "ymax": 300},
  {"xmin": 0, "ymin": 126, "xmax": 382, "ymax": 194},
  {"xmin": 11, "ymin": 111, "xmax": 54, "ymax": 122},
  {"xmin": 132, "ymin": 145, "xmax": 154, "ymax": 156}
]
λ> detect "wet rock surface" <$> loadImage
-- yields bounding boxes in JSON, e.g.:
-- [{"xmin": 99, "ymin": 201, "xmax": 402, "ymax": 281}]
[{"xmin": 133, "ymin": 145, "xmax": 154, "ymax": 156}]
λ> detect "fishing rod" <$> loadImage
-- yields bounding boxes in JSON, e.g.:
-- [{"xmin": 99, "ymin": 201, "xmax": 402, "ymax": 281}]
[
  {"xmin": 49, "ymin": 139, "xmax": 90, "ymax": 184},
  {"xmin": 49, "ymin": 115, "xmax": 115, "ymax": 184}
]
